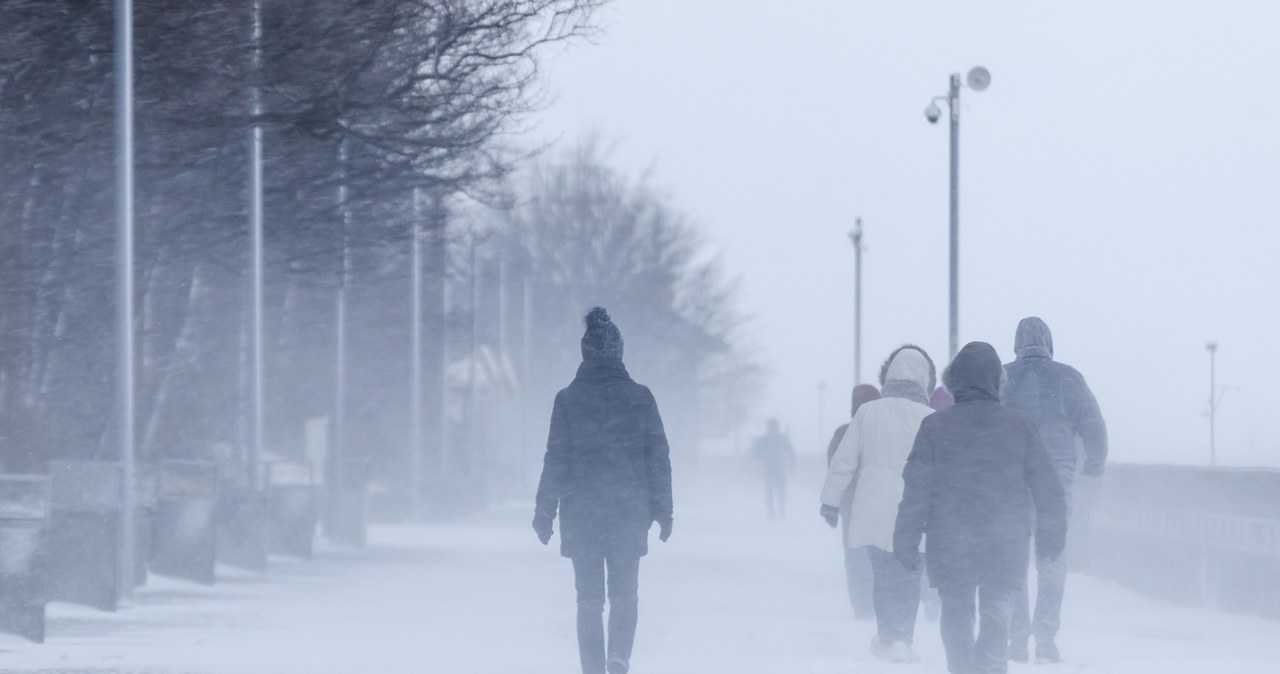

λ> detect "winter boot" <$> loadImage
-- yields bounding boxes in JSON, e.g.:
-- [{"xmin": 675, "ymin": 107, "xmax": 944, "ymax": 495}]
[
  {"xmin": 606, "ymin": 656, "xmax": 630, "ymax": 674},
  {"xmin": 889, "ymin": 641, "xmax": 920, "ymax": 664},
  {"xmin": 869, "ymin": 636, "xmax": 894, "ymax": 661},
  {"xmin": 1007, "ymin": 638, "xmax": 1029, "ymax": 663},
  {"xmin": 1035, "ymin": 639, "xmax": 1062, "ymax": 664}
]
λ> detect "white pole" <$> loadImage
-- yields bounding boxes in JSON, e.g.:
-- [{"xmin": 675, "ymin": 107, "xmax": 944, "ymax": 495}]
[
  {"xmin": 249, "ymin": 0, "xmax": 264, "ymax": 488},
  {"xmin": 334, "ymin": 140, "xmax": 349, "ymax": 501},
  {"xmin": 410, "ymin": 189, "xmax": 423, "ymax": 517},
  {"xmin": 114, "ymin": 0, "xmax": 136, "ymax": 599}
]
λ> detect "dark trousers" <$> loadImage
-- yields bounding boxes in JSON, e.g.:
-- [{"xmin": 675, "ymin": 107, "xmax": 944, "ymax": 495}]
[
  {"xmin": 572, "ymin": 553, "xmax": 641, "ymax": 674},
  {"xmin": 867, "ymin": 546, "xmax": 922, "ymax": 644},
  {"xmin": 843, "ymin": 545, "xmax": 875, "ymax": 619},
  {"xmin": 1011, "ymin": 484, "xmax": 1073, "ymax": 645},
  {"xmin": 764, "ymin": 474, "xmax": 787, "ymax": 519},
  {"xmin": 937, "ymin": 581, "xmax": 1017, "ymax": 674}
]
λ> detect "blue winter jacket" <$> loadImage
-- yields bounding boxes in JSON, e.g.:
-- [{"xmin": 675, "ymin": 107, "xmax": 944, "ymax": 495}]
[{"xmin": 1000, "ymin": 317, "xmax": 1108, "ymax": 483}]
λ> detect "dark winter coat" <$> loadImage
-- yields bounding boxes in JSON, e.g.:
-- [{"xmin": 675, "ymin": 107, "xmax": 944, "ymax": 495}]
[
  {"xmin": 893, "ymin": 342, "xmax": 1067, "ymax": 588},
  {"xmin": 534, "ymin": 358, "xmax": 673, "ymax": 559},
  {"xmin": 1001, "ymin": 317, "xmax": 1108, "ymax": 481}
]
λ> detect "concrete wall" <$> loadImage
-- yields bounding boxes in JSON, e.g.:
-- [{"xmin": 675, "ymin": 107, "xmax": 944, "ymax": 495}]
[{"xmin": 1071, "ymin": 464, "xmax": 1280, "ymax": 621}]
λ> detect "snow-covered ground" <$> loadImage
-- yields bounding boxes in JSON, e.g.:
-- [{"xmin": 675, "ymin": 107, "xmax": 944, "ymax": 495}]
[{"xmin": 2, "ymin": 461, "xmax": 1277, "ymax": 673}]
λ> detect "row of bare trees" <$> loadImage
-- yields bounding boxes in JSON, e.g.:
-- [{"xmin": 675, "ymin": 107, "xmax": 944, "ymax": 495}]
[{"xmin": 1, "ymin": 1, "xmax": 758, "ymax": 505}]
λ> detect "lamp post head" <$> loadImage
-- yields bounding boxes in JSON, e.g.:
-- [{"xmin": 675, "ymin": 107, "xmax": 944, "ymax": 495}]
[
  {"xmin": 966, "ymin": 66, "xmax": 992, "ymax": 91},
  {"xmin": 1206, "ymin": 341, "xmax": 1218, "ymax": 353}
]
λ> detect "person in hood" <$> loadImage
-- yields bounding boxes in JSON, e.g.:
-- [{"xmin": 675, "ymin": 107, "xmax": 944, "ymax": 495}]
[
  {"xmin": 1001, "ymin": 317, "xmax": 1108, "ymax": 664},
  {"xmin": 751, "ymin": 417, "xmax": 796, "ymax": 519},
  {"xmin": 894, "ymin": 342, "xmax": 1067, "ymax": 674},
  {"xmin": 826, "ymin": 384, "xmax": 882, "ymax": 620},
  {"xmin": 533, "ymin": 308, "xmax": 674, "ymax": 674},
  {"xmin": 821, "ymin": 345, "xmax": 937, "ymax": 662}
]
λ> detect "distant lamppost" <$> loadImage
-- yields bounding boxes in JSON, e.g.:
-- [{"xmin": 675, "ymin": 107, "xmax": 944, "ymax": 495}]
[
  {"xmin": 1206, "ymin": 341, "xmax": 1218, "ymax": 466},
  {"xmin": 924, "ymin": 66, "xmax": 991, "ymax": 360},
  {"xmin": 848, "ymin": 218, "xmax": 864, "ymax": 385},
  {"xmin": 817, "ymin": 381, "xmax": 827, "ymax": 443}
]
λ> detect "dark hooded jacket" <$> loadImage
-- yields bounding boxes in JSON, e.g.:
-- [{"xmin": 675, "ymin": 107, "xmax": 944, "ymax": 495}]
[
  {"xmin": 1001, "ymin": 317, "xmax": 1108, "ymax": 481},
  {"xmin": 893, "ymin": 342, "xmax": 1067, "ymax": 588},
  {"xmin": 534, "ymin": 358, "xmax": 673, "ymax": 558}
]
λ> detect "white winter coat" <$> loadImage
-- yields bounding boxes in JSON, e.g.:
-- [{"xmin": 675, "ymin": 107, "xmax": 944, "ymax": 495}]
[{"xmin": 820, "ymin": 349, "xmax": 935, "ymax": 551}]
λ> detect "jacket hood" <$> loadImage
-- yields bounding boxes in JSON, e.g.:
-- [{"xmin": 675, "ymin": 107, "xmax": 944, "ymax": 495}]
[
  {"xmin": 1014, "ymin": 316, "xmax": 1054, "ymax": 359},
  {"xmin": 879, "ymin": 345, "xmax": 937, "ymax": 393},
  {"xmin": 850, "ymin": 384, "xmax": 881, "ymax": 417},
  {"xmin": 943, "ymin": 342, "xmax": 1004, "ymax": 403},
  {"xmin": 882, "ymin": 347, "xmax": 934, "ymax": 403}
]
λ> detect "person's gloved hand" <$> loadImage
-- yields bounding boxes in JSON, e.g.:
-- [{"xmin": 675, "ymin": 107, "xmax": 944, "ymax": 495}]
[
  {"xmin": 657, "ymin": 518, "xmax": 673, "ymax": 543},
  {"xmin": 1082, "ymin": 461, "xmax": 1105, "ymax": 477},
  {"xmin": 532, "ymin": 515, "xmax": 553, "ymax": 545},
  {"xmin": 820, "ymin": 504, "xmax": 839, "ymax": 528},
  {"xmin": 895, "ymin": 547, "xmax": 922, "ymax": 572}
]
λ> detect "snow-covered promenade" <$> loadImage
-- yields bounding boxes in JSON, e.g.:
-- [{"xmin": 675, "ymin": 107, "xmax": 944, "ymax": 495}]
[{"xmin": 3, "ymin": 465, "xmax": 1277, "ymax": 674}]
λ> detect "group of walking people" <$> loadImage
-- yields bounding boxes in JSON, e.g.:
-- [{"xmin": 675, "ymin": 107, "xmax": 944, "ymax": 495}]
[
  {"xmin": 821, "ymin": 317, "xmax": 1107, "ymax": 674},
  {"xmin": 529, "ymin": 308, "xmax": 1106, "ymax": 674}
]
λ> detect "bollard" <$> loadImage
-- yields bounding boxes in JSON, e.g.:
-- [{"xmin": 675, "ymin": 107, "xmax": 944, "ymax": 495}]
[
  {"xmin": 266, "ymin": 462, "xmax": 318, "ymax": 559},
  {"xmin": 151, "ymin": 461, "xmax": 218, "ymax": 584},
  {"xmin": 48, "ymin": 462, "xmax": 129, "ymax": 611},
  {"xmin": 327, "ymin": 459, "xmax": 370, "ymax": 548},
  {"xmin": 0, "ymin": 475, "xmax": 49, "ymax": 642},
  {"xmin": 216, "ymin": 461, "xmax": 268, "ymax": 572}
]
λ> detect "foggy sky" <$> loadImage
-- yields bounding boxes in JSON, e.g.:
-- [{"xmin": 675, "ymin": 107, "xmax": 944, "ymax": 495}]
[{"xmin": 532, "ymin": 0, "xmax": 1280, "ymax": 467}]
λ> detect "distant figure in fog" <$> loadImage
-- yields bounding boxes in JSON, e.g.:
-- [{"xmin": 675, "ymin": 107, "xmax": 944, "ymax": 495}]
[
  {"xmin": 533, "ymin": 308, "xmax": 674, "ymax": 674},
  {"xmin": 826, "ymin": 384, "xmax": 882, "ymax": 620},
  {"xmin": 894, "ymin": 342, "xmax": 1067, "ymax": 674},
  {"xmin": 821, "ymin": 345, "xmax": 937, "ymax": 662},
  {"xmin": 751, "ymin": 418, "xmax": 796, "ymax": 520},
  {"xmin": 1001, "ymin": 317, "xmax": 1108, "ymax": 664}
]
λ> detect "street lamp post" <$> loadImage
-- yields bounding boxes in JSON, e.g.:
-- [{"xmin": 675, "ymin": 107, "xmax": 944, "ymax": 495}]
[
  {"xmin": 114, "ymin": 0, "xmax": 136, "ymax": 600},
  {"xmin": 1207, "ymin": 341, "xmax": 1218, "ymax": 466},
  {"xmin": 848, "ymin": 218, "xmax": 864, "ymax": 385},
  {"xmin": 925, "ymin": 67, "xmax": 990, "ymax": 360}
]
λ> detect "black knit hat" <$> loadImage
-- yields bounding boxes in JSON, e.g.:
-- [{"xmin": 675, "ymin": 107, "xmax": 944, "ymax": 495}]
[{"xmin": 581, "ymin": 307, "xmax": 624, "ymax": 360}]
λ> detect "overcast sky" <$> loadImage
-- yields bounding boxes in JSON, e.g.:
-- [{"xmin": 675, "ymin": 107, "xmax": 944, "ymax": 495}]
[{"xmin": 531, "ymin": 0, "xmax": 1280, "ymax": 467}]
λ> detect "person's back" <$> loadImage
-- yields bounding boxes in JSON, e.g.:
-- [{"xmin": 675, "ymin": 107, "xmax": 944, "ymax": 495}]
[
  {"xmin": 533, "ymin": 308, "xmax": 673, "ymax": 674},
  {"xmin": 894, "ymin": 341, "xmax": 1066, "ymax": 674},
  {"xmin": 752, "ymin": 418, "xmax": 794, "ymax": 519},
  {"xmin": 910, "ymin": 398, "xmax": 1058, "ymax": 580},
  {"xmin": 550, "ymin": 363, "xmax": 669, "ymax": 555},
  {"xmin": 753, "ymin": 424, "xmax": 794, "ymax": 475},
  {"xmin": 1001, "ymin": 317, "xmax": 1107, "ymax": 481},
  {"xmin": 1000, "ymin": 316, "xmax": 1107, "ymax": 663}
]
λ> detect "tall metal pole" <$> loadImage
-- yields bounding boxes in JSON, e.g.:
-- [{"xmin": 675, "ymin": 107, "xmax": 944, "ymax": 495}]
[
  {"xmin": 249, "ymin": 0, "xmax": 264, "ymax": 488},
  {"xmin": 333, "ymin": 139, "xmax": 349, "ymax": 521},
  {"xmin": 817, "ymin": 382, "xmax": 826, "ymax": 442},
  {"xmin": 520, "ymin": 279, "xmax": 531, "ymax": 488},
  {"xmin": 114, "ymin": 0, "xmax": 136, "ymax": 600},
  {"xmin": 948, "ymin": 73, "xmax": 961, "ymax": 361},
  {"xmin": 1207, "ymin": 342, "xmax": 1217, "ymax": 466},
  {"xmin": 409, "ymin": 189, "xmax": 423, "ymax": 517},
  {"xmin": 468, "ymin": 236, "xmax": 479, "ymax": 479},
  {"xmin": 849, "ymin": 218, "xmax": 864, "ymax": 385}
]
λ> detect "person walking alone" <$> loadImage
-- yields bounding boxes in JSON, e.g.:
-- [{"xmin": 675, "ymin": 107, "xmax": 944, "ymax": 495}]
[
  {"xmin": 752, "ymin": 418, "xmax": 796, "ymax": 520},
  {"xmin": 1001, "ymin": 317, "xmax": 1108, "ymax": 663},
  {"xmin": 533, "ymin": 308, "xmax": 674, "ymax": 674},
  {"xmin": 894, "ymin": 342, "xmax": 1067, "ymax": 674},
  {"xmin": 826, "ymin": 384, "xmax": 882, "ymax": 620},
  {"xmin": 821, "ymin": 346, "xmax": 937, "ymax": 662}
]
